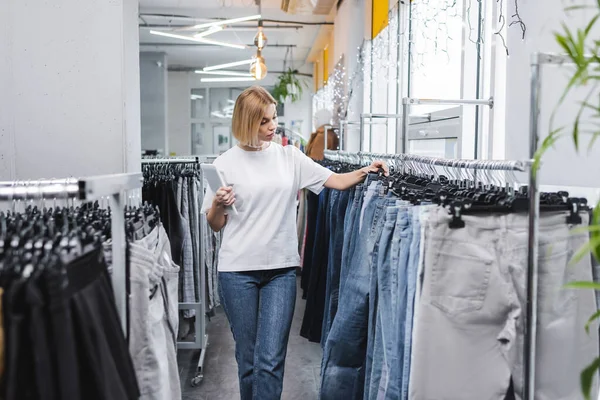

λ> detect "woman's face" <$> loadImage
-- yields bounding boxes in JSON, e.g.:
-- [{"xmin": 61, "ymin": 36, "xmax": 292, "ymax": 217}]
[{"xmin": 257, "ymin": 103, "xmax": 278, "ymax": 143}]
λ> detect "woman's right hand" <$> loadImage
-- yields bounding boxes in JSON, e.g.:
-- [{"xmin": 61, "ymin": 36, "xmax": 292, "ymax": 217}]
[{"xmin": 214, "ymin": 186, "xmax": 235, "ymax": 207}]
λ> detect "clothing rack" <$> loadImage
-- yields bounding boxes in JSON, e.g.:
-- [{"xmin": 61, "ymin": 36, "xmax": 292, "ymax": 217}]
[
  {"xmin": 0, "ymin": 173, "xmax": 143, "ymax": 334},
  {"xmin": 338, "ymin": 120, "xmax": 361, "ymax": 151},
  {"xmin": 400, "ymin": 97, "xmax": 494, "ymax": 155},
  {"xmin": 526, "ymin": 51, "xmax": 600, "ymax": 400},
  {"xmin": 141, "ymin": 156, "xmax": 211, "ymax": 386},
  {"xmin": 324, "ymin": 148, "xmax": 541, "ymax": 400}
]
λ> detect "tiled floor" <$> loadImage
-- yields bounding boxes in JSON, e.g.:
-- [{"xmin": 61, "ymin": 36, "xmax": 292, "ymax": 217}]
[{"xmin": 178, "ymin": 277, "xmax": 322, "ymax": 400}]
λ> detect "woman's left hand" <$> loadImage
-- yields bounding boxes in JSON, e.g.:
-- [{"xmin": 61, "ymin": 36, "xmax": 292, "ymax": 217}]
[{"xmin": 362, "ymin": 160, "xmax": 390, "ymax": 176}]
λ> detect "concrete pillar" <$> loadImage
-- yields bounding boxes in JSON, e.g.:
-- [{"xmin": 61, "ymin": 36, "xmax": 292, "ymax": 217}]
[
  {"xmin": 140, "ymin": 52, "xmax": 169, "ymax": 155},
  {"xmin": 0, "ymin": 0, "xmax": 142, "ymax": 180}
]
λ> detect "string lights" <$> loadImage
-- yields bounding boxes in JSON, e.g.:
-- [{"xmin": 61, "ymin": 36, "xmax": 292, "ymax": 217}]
[{"xmin": 314, "ymin": 0, "xmax": 527, "ymax": 120}]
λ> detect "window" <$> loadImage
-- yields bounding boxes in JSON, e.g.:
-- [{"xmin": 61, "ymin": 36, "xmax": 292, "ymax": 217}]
[
  {"xmin": 190, "ymin": 88, "xmax": 244, "ymax": 155},
  {"xmin": 405, "ymin": 0, "xmax": 485, "ymax": 158}
]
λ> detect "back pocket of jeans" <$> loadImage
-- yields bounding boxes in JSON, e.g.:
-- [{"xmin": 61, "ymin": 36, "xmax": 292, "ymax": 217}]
[{"xmin": 429, "ymin": 239, "xmax": 494, "ymax": 315}]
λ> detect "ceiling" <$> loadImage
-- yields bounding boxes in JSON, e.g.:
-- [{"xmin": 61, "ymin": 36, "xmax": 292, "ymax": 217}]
[{"xmin": 138, "ymin": 0, "xmax": 333, "ymax": 76}]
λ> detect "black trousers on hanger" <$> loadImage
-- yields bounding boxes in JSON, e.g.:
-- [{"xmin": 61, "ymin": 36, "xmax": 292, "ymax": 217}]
[{"xmin": 3, "ymin": 248, "xmax": 140, "ymax": 400}]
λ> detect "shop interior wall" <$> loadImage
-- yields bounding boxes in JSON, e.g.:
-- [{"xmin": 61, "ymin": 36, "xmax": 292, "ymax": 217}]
[
  {"xmin": 165, "ymin": 72, "xmax": 312, "ymax": 156},
  {"xmin": 332, "ymin": 0, "xmax": 367, "ymax": 152},
  {"xmin": 140, "ymin": 52, "xmax": 168, "ymax": 155},
  {"xmin": 503, "ymin": 0, "xmax": 599, "ymax": 198},
  {"xmin": 0, "ymin": 0, "xmax": 142, "ymax": 180}
]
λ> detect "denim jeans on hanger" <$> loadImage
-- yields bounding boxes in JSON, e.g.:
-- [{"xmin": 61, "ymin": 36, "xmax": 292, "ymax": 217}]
[
  {"xmin": 338, "ymin": 184, "xmax": 364, "ymax": 299},
  {"xmin": 321, "ymin": 182, "xmax": 395, "ymax": 400},
  {"xmin": 301, "ymin": 188, "xmax": 331, "ymax": 343},
  {"xmin": 321, "ymin": 189, "xmax": 339, "ymax": 346},
  {"xmin": 364, "ymin": 205, "xmax": 400, "ymax": 399},
  {"xmin": 219, "ymin": 267, "xmax": 297, "ymax": 400},
  {"xmin": 322, "ymin": 189, "xmax": 350, "ymax": 347},
  {"xmin": 399, "ymin": 206, "xmax": 429, "ymax": 400}
]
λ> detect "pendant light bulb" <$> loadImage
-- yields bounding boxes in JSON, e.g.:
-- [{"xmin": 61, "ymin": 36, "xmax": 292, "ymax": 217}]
[
  {"xmin": 250, "ymin": 49, "xmax": 267, "ymax": 80},
  {"xmin": 250, "ymin": 59, "xmax": 268, "ymax": 80},
  {"xmin": 254, "ymin": 27, "xmax": 268, "ymax": 49}
]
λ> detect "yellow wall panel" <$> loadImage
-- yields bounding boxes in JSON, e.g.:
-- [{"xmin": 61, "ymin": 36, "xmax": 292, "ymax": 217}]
[
  {"xmin": 372, "ymin": 0, "xmax": 389, "ymax": 39},
  {"xmin": 323, "ymin": 46, "xmax": 329, "ymax": 85},
  {"xmin": 313, "ymin": 62, "xmax": 319, "ymax": 93}
]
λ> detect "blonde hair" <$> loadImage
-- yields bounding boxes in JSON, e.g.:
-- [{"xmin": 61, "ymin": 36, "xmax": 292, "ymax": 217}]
[{"xmin": 232, "ymin": 86, "xmax": 277, "ymax": 146}]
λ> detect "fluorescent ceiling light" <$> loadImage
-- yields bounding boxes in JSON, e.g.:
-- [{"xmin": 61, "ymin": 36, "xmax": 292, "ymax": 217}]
[
  {"xmin": 149, "ymin": 30, "xmax": 245, "ymax": 49},
  {"xmin": 194, "ymin": 70, "xmax": 252, "ymax": 77},
  {"xmin": 188, "ymin": 15, "xmax": 261, "ymax": 30},
  {"xmin": 191, "ymin": 94, "xmax": 204, "ymax": 100},
  {"xmin": 203, "ymin": 59, "xmax": 255, "ymax": 71},
  {"xmin": 194, "ymin": 26, "xmax": 223, "ymax": 38},
  {"xmin": 200, "ymin": 77, "xmax": 257, "ymax": 83}
]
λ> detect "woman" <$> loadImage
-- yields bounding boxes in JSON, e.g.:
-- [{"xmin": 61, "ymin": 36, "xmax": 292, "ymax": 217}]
[{"xmin": 202, "ymin": 86, "xmax": 387, "ymax": 400}]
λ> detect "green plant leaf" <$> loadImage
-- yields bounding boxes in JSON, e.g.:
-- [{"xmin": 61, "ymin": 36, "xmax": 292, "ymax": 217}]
[
  {"xmin": 570, "ymin": 235, "xmax": 600, "ymax": 264},
  {"xmin": 532, "ymin": 128, "xmax": 564, "ymax": 176},
  {"xmin": 564, "ymin": 281, "xmax": 600, "ymax": 290},
  {"xmin": 581, "ymin": 357, "xmax": 600, "ymax": 400},
  {"xmin": 591, "ymin": 202, "xmax": 600, "ymax": 262},
  {"xmin": 585, "ymin": 309, "xmax": 600, "ymax": 335},
  {"xmin": 585, "ymin": 14, "xmax": 600, "ymax": 36}
]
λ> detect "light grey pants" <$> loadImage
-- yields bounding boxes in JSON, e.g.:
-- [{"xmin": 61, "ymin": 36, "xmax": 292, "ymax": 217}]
[
  {"xmin": 130, "ymin": 225, "xmax": 182, "ymax": 400},
  {"xmin": 410, "ymin": 209, "xmax": 599, "ymax": 400}
]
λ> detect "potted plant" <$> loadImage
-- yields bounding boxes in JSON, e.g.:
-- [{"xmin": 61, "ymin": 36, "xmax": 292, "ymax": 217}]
[
  {"xmin": 535, "ymin": 3, "xmax": 600, "ymax": 399},
  {"xmin": 271, "ymin": 69, "xmax": 306, "ymax": 104}
]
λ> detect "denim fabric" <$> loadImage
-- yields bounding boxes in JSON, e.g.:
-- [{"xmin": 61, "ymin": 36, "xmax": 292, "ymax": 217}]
[
  {"xmin": 219, "ymin": 267, "xmax": 297, "ymax": 400},
  {"xmin": 364, "ymin": 206, "xmax": 400, "ymax": 400},
  {"xmin": 301, "ymin": 189, "xmax": 331, "ymax": 343},
  {"xmin": 320, "ymin": 183, "xmax": 391, "ymax": 400},
  {"xmin": 301, "ymin": 192, "xmax": 320, "ymax": 296},
  {"xmin": 321, "ymin": 189, "xmax": 340, "ymax": 346},
  {"xmin": 399, "ymin": 207, "xmax": 426, "ymax": 399},
  {"xmin": 322, "ymin": 190, "xmax": 350, "ymax": 347},
  {"xmin": 339, "ymin": 185, "xmax": 364, "ymax": 299}
]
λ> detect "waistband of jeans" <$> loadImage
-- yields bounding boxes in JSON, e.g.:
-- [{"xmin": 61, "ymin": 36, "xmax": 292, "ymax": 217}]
[
  {"xmin": 431, "ymin": 207, "xmax": 586, "ymax": 231},
  {"xmin": 63, "ymin": 246, "xmax": 108, "ymax": 298}
]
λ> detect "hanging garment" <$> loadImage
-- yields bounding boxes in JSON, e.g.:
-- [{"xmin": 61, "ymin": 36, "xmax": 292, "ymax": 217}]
[
  {"xmin": 129, "ymin": 224, "xmax": 181, "ymax": 400},
  {"xmin": 305, "ymin": 126, "xmax": 339, "ymax": 160},
  {"xmin": 305, "ymin": 157, "xmax": 599, "ymax": 400}
]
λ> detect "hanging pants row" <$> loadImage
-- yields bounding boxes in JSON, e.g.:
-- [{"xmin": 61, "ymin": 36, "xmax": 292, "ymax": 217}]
[{"xmin": 309, "ymin": 177, "xmax": 599, "ymax": 400}]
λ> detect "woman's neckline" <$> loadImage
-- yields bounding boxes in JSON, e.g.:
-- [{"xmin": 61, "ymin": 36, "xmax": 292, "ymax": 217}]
[{"xmin": 237, "ymin": 142, "xmax": 272, "ymax": 153}]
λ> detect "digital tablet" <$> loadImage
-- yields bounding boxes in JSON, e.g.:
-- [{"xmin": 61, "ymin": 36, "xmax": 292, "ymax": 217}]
[{"xmin": 200, "ymin": 164, "xmax": 238, "ymax": 215}]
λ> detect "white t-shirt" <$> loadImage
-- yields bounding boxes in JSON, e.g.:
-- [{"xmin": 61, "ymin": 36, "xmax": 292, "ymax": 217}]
[{"xmin": 201, "ymin": 143, "xmax": 334, "ymax": 272}]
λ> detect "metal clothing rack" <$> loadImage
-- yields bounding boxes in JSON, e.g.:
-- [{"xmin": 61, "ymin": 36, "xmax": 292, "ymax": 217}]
[
  {"xmin": 324, "ymin": 148, "xmax": 540, "ymax": 400},
  {"xmin": 141, "ymin": 155, "xmax": 212, "ymax": 386},
  {"xmin": 401, "ymin": 97, "xmax": 494, "ymax": 155},
  {"xmin": 0, "ymin": 173, "xmax": 143, "ymax": 334},
  {"xmin": 338, "ymin": 120, "xmax": 361, "ymax": 151},
  {"xmin": 526, "ymin": 51, "xmax": 600, "ymax": 400}
]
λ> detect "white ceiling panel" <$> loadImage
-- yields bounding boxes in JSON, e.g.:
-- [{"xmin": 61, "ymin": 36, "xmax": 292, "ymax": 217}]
[{"xmin": 138, "ymin": 0, "xmax": 331, "ymax": 72}]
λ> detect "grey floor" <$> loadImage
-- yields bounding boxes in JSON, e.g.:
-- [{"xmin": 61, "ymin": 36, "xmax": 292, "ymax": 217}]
[{"xmin": 178, "ymin": 277, "xmax": 323, "ymax": 400}]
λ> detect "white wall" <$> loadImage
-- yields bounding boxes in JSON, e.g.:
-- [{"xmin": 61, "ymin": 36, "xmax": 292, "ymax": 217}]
[
  {"xmin": 504, "ymin": 0, "xmax": 599, "ymax": 189},
  {"xmin": 165, "ymin": 71, "xmax": 312, "ymax": 156},
  {"xmin": 140, "ymin": 52, "xmax": 168, "ymax": 154},
  {"xmin": 168, "ymin": 71, "xmax": 192, "ymax": 155},
  {"xmin": 0, "ymin": 0, "xmax": 141, "ymax": 179},
  {"xmin": 279, "ymin": 86, "xmax": 313, "ymax": 140}
]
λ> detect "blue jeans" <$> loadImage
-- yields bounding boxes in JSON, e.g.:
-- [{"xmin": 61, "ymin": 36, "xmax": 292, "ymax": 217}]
[
  {"xmin": 321, "ymin": 183, "xmax": 391, "ymax": 400},
  {"xmin": 400, "ymin": 207, "xmax": 423, "ymax": 399},
  {"xmin": 339, "ymin": 185, "xmax": 364, "ymax": 299},
  {"xmin": 365, "ymin": 205, "xmax": 400, "ymax": 399},
  {"xmin": 322, "ymin": 189, "xmax": 350, "ymax": 347},
  {"xmin": 219, "ymin": 267, "xmax": 297, "ymax": 400}
]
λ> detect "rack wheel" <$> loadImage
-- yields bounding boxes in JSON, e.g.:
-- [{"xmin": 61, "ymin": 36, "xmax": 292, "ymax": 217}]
[{"xmin": 191, "ymin": 374, "xmax": 204, "ymax": 387}]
